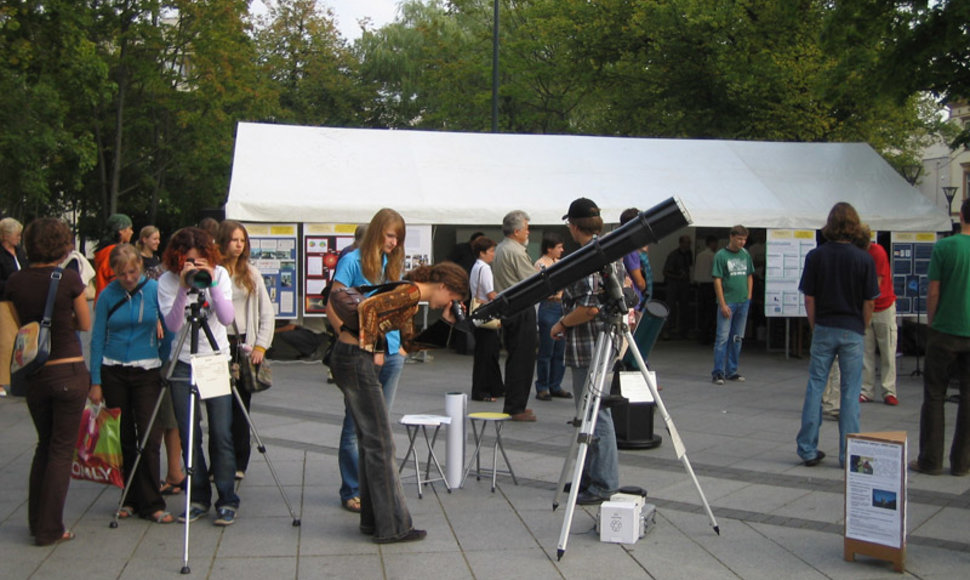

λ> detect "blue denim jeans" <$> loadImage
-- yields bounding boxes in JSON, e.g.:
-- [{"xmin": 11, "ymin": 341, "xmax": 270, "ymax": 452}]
[
  {"xmin": 570, "ymin": 367, "xmax": 619, "ymax": 498},
  {"xmin": 331, "ymin": 342, "xmax": 413, "ymax": 540},
  {"xmin": 170, "ymin": 361, "xmax": 239, "ymax": 509},
  {"xmin": 796, "ymin": 325, "xmax": 864, "ymax": 466},
  {"xmin": 536, "ymin": 300, "xmax": 566, "ymax": 394},
  {"xmin": 712, "ymin": 300, "xmax": 750, "ymax": 378},
  {"xmin": 338, "ymin": 352, "xmax": 404, "ymax": 502}
]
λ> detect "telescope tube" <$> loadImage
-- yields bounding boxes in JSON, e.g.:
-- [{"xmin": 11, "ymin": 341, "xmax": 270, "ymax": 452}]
[{"xmin": 471, "ymin": 197, "xmax": 691, "ymax": 323}]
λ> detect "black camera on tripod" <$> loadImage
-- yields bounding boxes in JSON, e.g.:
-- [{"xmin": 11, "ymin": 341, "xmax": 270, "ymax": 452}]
[{"xmin": 184, "ymin": 258, "xmax": 213, "ymax": 289}]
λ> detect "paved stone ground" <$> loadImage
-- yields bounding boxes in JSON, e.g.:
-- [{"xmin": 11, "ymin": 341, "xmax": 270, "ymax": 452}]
[{"xmin": 2, "ymin": 338, "xmax": 969, "ymax": 579}]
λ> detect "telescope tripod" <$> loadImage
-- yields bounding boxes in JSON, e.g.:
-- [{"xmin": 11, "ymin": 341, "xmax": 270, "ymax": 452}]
[{"xmin": 552, "ymin": 267, "xmax": 719, "ymax": 561}]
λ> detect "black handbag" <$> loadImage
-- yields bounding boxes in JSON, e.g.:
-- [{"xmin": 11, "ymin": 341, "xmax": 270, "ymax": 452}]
[
  {"xmin": 231, "ymin": 321, "xmax": 272, "ymax": 393},
  {"xmin": 10, "ymin": 268, "xmax": 62, "ymax": 396}
]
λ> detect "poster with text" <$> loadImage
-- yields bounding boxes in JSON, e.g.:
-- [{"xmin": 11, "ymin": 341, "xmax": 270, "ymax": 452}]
[
  {"xmin": 303, "ymin": 224, "xmax": 358, "ymax": 317},
  {"xmin": 243, "ymin": 223, "xmax": 298, "ymax": 318},
  {"xmin": 301, "ymin": 223, "xmax": 434, "ymax": 317},
  {"xmin": 891, "ymin": 232, "xmax": 937, "ymax": 316},
  {"xmin": 764, "ymin": 229, "xmax": 817, "ymax": 317},
  {"xmin": 845, "ymin": 436, "xmax": 906, "ymax": 549}
]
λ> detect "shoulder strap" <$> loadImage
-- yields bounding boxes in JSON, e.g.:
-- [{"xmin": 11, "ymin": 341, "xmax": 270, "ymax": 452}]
[
  {"xmin": 106, "ymin": 278, "xmax": 150, "ymax": 320},
  {"xmin": 40, "ymin": 268, "xmax": 63, "ymax": 329},
  {"xmin": 357, "ymin": 280, "xmax": 412, "ymax": 295}
]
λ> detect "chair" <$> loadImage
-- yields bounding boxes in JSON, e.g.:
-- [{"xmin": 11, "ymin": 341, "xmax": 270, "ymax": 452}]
[
  {"xmin": 398, "ymin": 414, "xmax": 452, "ymax": 498},
  {"xmin": 461, "ymin": 412, "xmax": 518, "ymax": 492}
]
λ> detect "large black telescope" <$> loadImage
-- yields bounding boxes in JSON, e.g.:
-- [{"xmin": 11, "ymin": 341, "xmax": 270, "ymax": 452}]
[{"xmin": 471, "ymin": 197, "xmax": 691, "ymax": 324}]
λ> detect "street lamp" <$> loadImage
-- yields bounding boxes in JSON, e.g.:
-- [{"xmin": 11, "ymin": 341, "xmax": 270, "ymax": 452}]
[
  {"xmin": 491, "ymin": 0, "xmax": 499, "ymax": 133},
  {"xmin": 942, "ymin": 186, "xmax": 958, "ymax": 214},
  {"xmin": 900, "ymin": 164, "xmax": 922, "ymax": 186}
]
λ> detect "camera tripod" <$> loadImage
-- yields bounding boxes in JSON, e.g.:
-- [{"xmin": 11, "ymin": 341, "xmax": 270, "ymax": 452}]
[
  {"xmin": 551, "ymin": 263, "xmax": 719, "ymax": 561},
  {"xmin": 109, "ymin": 293, "xmax": 300, "ymax": 574}
]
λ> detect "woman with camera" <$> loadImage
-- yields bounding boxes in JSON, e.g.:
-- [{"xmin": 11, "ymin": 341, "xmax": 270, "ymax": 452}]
[
  {"xmin": 157, "ymin": 227, "xmax": 240, "ymax": 526},
  {"xmin": 327, "ymin": 261, "xmax": 469, "ymax": 543},
  {"xmin": 89, "ymin": 244, "xmax": 172, "ymax": 523},
  {"xmin": 4, "ymin": 218, "xmax": 90, "ymax": 545},
  {"xmin": 217, "ymin": 220, "xmax": 274, "ymax": 479},
  {"xmin": 327, "ymin": 208, "xmax": 407, "ymax": 515}
]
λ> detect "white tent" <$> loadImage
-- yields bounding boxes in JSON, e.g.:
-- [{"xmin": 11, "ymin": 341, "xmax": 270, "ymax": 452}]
[{"xmin": 226, "ymin": 122, "xmax": 951, "ymax": 232}]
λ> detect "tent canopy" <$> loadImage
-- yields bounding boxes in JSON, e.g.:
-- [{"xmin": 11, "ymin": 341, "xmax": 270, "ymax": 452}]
[{"xmin": 226, "ymin": 122, "xmax": 951, "ymax": 232}]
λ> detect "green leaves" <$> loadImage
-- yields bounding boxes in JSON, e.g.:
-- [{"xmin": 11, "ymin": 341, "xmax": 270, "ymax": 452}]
[{"xmin": 1, "ymin": 0, "xmax": 964, "ymax": 232}]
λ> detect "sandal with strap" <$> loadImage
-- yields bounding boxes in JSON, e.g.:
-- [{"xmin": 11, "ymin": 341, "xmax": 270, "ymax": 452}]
[
  {"xmin": 342, "ymin": 497, "xmax": 362, "ymax": 513},
  {"xmin": 144, "ymin": 510, "xmax": 175, "ymax": 524},
  {"xmin": 117, "ymin": 506, "xmax": 135, "ymax": 519},
  {"xmin": 160, "ymin": 479, "xmax": 185, "ymax": 495}
]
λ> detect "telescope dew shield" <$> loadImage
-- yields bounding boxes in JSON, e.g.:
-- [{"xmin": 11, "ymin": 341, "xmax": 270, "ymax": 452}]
[{"xmin": 471, "ymin": 197, "xmax": 690, "ymax": 323}]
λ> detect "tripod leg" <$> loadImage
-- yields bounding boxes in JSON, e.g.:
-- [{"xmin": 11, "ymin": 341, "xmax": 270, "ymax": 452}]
[
  {"xmin": 181, "ymin": 382, "xmax": 197, "ymax": 574},
  {"xmin": 111, "ymin": 383, "xmax": 167, "ymax": 528},
  {"xmin": 552, "ymin": 425, "xmax": 580, "ymax": 510},
  {"xmin": 556, "ymin": 331, "xmax": 614, "ymax": 560},
  {"xmin": 623, "ymin": 329, "xmax": 720, "ymax": 535},
  {"xmin": 230, "ymin": 383, "xmax": 301, "ymax": 525}
]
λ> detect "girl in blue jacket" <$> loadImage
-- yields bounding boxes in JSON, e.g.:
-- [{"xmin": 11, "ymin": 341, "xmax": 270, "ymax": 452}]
[{"xmin": 89, "ymin": 243, "xmax": 172, "ymax": 523}]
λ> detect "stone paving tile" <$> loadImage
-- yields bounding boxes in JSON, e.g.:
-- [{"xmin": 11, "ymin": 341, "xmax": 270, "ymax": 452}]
[{"xmin": 3, "ymin": 340, "xmax": 970, "ymax": 578}]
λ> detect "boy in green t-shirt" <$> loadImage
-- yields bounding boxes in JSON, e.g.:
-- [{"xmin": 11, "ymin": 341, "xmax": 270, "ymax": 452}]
[
  {"xmin": 711, "ymin": 225, "xmax": 755, "ymax": 385},
  {"xmin": 913, "ymin": 198, "xmax": 970, "ymax": 476}
]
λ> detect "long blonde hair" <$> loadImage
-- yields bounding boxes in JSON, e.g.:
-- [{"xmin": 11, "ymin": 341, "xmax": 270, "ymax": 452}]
[
  {"xmin": 217, "ymin": 220, "xmax": 256, "ymax": 295},
  {"xmin": 360, "ymin": 208, "xmax": 405, "ymax": 283}
]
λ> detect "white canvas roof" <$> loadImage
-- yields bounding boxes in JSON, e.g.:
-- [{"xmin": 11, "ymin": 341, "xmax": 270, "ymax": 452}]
[{"xmin": 226, "ymin": 122, "xmax": 951, "ymax": 232}]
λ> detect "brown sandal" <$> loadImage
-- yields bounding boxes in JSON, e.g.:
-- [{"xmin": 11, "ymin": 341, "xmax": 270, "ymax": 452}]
[
  {"xmin": 342, "ymin": 497, "xmax": 361, "ymax": 513},
  {"xmin": 144, "ymin": 510, "xmax": 175, "ymax": 524},
  {"xmin": 160, "ymin": 479, "xmax": 184, "ymax": 495}
]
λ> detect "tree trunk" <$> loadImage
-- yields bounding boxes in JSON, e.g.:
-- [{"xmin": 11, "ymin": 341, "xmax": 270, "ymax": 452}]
[{"xmin": 109, "ymin": 40, "xmax": 128, "ymax": 217}]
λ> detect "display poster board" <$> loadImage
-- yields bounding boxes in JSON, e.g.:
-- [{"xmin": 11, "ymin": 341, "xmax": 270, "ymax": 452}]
[
  {"xmin": 764, "ymin": 229, "xmax": 816, "ymax": 317},
  {"xmin": 303, "ymin": 224, "xmax": 358, "ymax": 317},
  {"xmin": 402, "ymin": 224, "xmax": 433, "ymax": 271},
  {"xmin": 844, "ymin": 431, "xmax": 907, "ymax": 572},
  {"xmin": 243, "ymin": 223, "xmax": 298, "ymax": 318},
  {"xmin": 301, "ymin": 224, "xmax": 434, "ymax": 317},
  {"xmin": 891, "ymin": 232, "xmax": 937, "ymax": 316}
]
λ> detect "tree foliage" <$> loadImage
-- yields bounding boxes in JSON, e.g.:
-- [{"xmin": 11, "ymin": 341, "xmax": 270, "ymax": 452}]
[{"xmin": 0, "ymin": 0, "xmax": 966, "ymax": 232}]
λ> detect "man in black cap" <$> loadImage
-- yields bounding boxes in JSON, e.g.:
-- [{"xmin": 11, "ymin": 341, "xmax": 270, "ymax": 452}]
[
  {"xmin": 492, "ymin": 210, "xmax": 537, "ymax": 421},
  {"xmin": 551, "ymin": 197, "xmax": 619, "ymax": 504}
]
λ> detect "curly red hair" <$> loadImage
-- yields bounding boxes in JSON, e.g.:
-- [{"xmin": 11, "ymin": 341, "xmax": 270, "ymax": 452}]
[{"xmin": 162, "ymin": 227, "xmax": 223, "ymax": 273}]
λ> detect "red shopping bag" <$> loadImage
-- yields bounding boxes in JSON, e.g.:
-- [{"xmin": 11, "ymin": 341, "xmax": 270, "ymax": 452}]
[{"xmin": 71, "ymin": 401, "xmax": 124, "ymax": 488}]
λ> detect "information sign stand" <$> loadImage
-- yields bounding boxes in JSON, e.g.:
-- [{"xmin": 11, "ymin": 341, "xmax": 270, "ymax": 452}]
[{"xmin": 843, "ymin": 431, "xmax": 907, "ymax": 572}]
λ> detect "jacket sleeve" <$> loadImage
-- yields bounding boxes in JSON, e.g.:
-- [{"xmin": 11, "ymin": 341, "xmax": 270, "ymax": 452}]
[{"xmin": 89, "ymin": 290, "xmax": 111, "ymax": 385}]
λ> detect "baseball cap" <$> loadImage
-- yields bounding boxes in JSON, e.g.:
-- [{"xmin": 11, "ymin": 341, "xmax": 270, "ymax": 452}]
[{"xmin": 562, "ymin": 197, "xmax": 600, "ymax": 221}]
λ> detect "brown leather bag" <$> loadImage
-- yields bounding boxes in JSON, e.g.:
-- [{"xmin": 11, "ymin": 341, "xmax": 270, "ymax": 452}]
[{"xmin": 330, "ymin": 282, "xmax": 421, "ymax": 353}]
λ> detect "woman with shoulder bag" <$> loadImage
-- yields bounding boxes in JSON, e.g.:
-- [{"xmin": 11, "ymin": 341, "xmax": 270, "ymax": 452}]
[
  {"xmin": 327, "ymin": 208, "xmax": 407, "ymax": 515},
  {"xmin": 218, "ymin": 220, "xmax": 274, "ymax": 479},
  {"xmin": 328, "ymin": 261, "xmax": 468, "ymax": 543},
  {"xmin": 89, "ymin": 244, "xmax": 172, "ymax": 523},
  {"xmin": 157, "ymin": 227, "xmax": 240, "ymax": 526},
  {"xmin": 4, "ymin": 218, "xmax": 90, "ymax": 546}
]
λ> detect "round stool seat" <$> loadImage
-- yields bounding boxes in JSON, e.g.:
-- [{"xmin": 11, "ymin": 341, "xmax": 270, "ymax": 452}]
[
  {"xmin": 400, "ymin": 414, "xmax": 452, "ymax": 427},
  {"xmin": 467, "ymin": 412, "xmax": 511, "ymax": 421}
]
